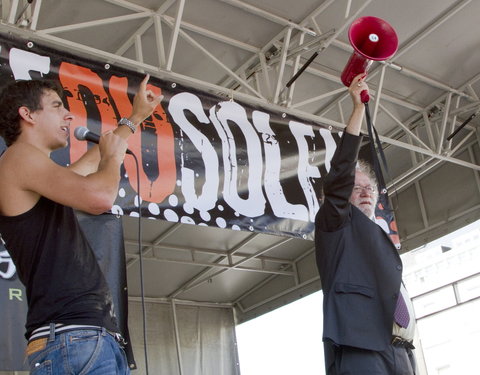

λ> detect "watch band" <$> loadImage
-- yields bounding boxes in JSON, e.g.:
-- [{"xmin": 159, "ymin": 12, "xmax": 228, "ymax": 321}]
[{"xmin": 118, "ymin": 117, "xmax": 136, "ymax": 133}]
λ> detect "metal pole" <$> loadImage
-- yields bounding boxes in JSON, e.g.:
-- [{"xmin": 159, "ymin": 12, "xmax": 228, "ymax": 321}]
[{"xmin": 171, "ymin": 299, "xmax": 184, "ymax": 375}]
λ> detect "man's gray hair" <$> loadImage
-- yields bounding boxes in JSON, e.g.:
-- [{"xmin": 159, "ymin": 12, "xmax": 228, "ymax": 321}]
[
  {"xmin": 356, "ymin": 159, "xmax": 379, "ymax": 195},
  {"xmin": 319, "ymin": 159, "xmax": 379, "ymax": 204}
]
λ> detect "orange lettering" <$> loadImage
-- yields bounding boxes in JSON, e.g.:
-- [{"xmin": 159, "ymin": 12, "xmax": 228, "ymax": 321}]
[
  {"xmin": 389, "ymin": 220, "xmax": 398, "ymax": 232},
  {"xmin": 59, "ymin": 63, "xmax": 117, "ymax": 163},
  {"xmin": 109, "ymin": 76, "xmax": 176, "ymax": 203}
]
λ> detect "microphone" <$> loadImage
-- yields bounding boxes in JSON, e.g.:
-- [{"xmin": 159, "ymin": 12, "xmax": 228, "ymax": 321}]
[{"xmin": 73, "ymin": 126, "xmax": 133, "ymax": 155}]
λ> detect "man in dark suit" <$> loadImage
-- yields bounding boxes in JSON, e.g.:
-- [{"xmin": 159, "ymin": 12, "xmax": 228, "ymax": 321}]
[{"xmin": 315, "ymin": 74, "xmax": 417, "ymax": 374}]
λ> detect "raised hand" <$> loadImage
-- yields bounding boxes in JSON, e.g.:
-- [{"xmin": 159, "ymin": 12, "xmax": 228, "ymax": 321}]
[
  {"xmin": 129, "ymin": 74, "xmax": 163, "ymax": 125},
  {"xmin": 348, "ymin": 73, "xmax": 368, "ymax": 107}
]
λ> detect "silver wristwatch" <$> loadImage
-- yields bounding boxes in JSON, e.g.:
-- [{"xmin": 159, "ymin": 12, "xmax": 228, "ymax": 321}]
[{"xmin": 118, "ymin": 117, "xmax": 136, "ymax": 133}]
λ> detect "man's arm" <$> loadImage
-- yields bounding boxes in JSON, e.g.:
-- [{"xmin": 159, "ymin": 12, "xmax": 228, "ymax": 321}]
[
  {"xmin": 345, "ymin": 74, "xmax": 367, "ymax": 136},
  {"xmin": 3, "ymin": 133, "xmax": 126, "ymax": 215},
  {"xmin": 68, "ymin": 74, "xmax": 162, "ymax": 176},
  {"xmin": 317, "ymin": 74, "xmax": 368, "ymax": 231},
  {"xmin": 0, "ymin": 76, "xmax": 161, "ymax": 216}
]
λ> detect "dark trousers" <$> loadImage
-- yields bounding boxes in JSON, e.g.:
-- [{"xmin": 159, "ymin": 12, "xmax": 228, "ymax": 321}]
[{"xmin": 324, "ymin": 340, "xmax": 416, "ymax": 375}]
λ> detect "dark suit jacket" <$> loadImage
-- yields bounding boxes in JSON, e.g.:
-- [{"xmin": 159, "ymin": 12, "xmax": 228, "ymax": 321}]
[{"xmin": 315, "ymin": 132, "xmax": 403, "ymax": 351}]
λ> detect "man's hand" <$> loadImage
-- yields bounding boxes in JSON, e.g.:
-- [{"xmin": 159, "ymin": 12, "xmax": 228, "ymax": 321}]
[
  {"xmin": 348, "ymin": 73, "xmax": 368, "ymax": 108},
  {"xmin": 129, "ymin": 74, "xmax": 163, "ymax": 125},
  {"xmin": 69, "ymin": 74, "xmax": 163, "ymax": 176},
  {"xmin": 98, "ymin": 130, "xmax": 128, "ymax": 162},
  {"xmin": 345, "ymin": 74, "xmax": 368, "ymax": 136}
]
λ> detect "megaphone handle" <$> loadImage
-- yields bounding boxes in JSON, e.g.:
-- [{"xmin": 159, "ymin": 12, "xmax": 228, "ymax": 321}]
[{"xmin": 361, "ymin": 90, "xmax": 369, "ymax": 103}]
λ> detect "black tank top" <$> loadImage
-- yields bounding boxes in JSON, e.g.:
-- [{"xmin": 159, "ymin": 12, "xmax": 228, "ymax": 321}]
[{"xmin": 0, "ymin": 196, "xmax": 118, "ymax": 338}]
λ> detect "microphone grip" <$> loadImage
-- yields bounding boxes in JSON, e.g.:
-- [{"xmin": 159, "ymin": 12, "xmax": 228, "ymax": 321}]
[{"xmin": 84, "ymin": 132, "xmax": 101, "ymax": 144}]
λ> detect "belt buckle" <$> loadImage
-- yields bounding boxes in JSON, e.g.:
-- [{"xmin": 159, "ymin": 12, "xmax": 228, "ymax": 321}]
[
  {"xmin": 113, "ymin": 332, "xmax": 127, "ymax": 347},
  {"xmin": 392, "ymin": 336, "xmax": 404, "ymax": 345}
]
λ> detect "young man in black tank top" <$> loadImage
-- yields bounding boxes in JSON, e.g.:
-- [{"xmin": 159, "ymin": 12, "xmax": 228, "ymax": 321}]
[{"xmin": 0, "ymin": 76, "xmax": 161, "ymax": 374}]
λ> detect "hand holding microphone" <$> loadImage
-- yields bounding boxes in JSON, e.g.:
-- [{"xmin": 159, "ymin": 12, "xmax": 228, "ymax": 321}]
[{"xmin": 74, "ymin": 126, "xmax": 134, "ymax": 155}]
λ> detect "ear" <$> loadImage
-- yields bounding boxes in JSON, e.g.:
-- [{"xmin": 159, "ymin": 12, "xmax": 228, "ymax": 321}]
[{"xmin": 18, "ymin": 106, "xmax": 35, "ymax": 125}]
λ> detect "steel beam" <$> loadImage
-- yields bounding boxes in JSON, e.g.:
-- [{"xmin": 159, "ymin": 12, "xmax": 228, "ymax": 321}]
[
  {"xmin": 166, "ymin": 0, "xmax": 185, "ymax": 71},
  {"xmin": 172, "ymin": 237, "xmax": 294, "ymax": 296},
  {"xmin": 168, "ymin": 234, "xmax": 260, "ymax": 298}
]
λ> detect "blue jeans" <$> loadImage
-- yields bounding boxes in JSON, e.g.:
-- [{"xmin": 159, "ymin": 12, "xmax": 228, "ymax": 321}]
[{"xmin": 27, "ymin": 328, "xmax": 130, "ymax": 375}]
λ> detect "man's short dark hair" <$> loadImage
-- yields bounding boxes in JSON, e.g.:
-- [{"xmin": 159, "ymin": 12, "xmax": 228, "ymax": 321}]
[{"xmin": 0, "ymin": 79, "xmax": 64, "ymax": 146}]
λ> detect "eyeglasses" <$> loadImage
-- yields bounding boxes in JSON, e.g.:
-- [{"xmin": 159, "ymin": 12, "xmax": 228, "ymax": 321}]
[{"xmin": 352, "ymin": 185, "xmax": 377, "ymax": 194}]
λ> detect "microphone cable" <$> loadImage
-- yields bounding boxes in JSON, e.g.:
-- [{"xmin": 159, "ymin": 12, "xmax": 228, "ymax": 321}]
[
  {"xmin": 73, "ymin": 125, "xmax": 150, "ymax": 372},
  {"xmin": 127, "ymin": 151, "xmax": 150, "ymax": 375}
]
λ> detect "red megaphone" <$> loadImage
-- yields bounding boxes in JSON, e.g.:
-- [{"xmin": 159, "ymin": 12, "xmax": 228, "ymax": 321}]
[{"xmin": 341, "ymin": 16, "xmax": 398, "ymax": 103}]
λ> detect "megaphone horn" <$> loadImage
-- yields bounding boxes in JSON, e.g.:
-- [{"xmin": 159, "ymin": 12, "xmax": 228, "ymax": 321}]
[{"xmin": 341, "ymin": 16, "xmax": 398, "ymax": 103}]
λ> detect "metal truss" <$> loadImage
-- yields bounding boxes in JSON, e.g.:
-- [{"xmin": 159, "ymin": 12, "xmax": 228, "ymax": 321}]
[
  {"xmin": 1, "ymin": 0, "xmax": 478, "ymax": 175},
  {"xmin": 124, "ymin": 222, "xmax": 318, "ymax": 307},
  {"xmin": 125, "ymin": 233, "xmax": 296, "ymax": 278},
  {"xmin": 232, "ymin": 247, "xmax": 319, "ymax": 316}
]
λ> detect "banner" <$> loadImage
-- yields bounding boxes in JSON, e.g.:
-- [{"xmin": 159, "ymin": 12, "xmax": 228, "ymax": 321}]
[
  {"xmin": 0, "ymin": 235, "xmax": 28, "ymax": 371},
  {"xmin": 0, "ymin": 33, "xmax": 401, "ymax": 245},
  {"xmin": 0, "ymin": 33, "xmax": 399, "ymax": 243},
  {"xmin": 76, "ymin": 212, "xmax": 137, "ymax": 369}
]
